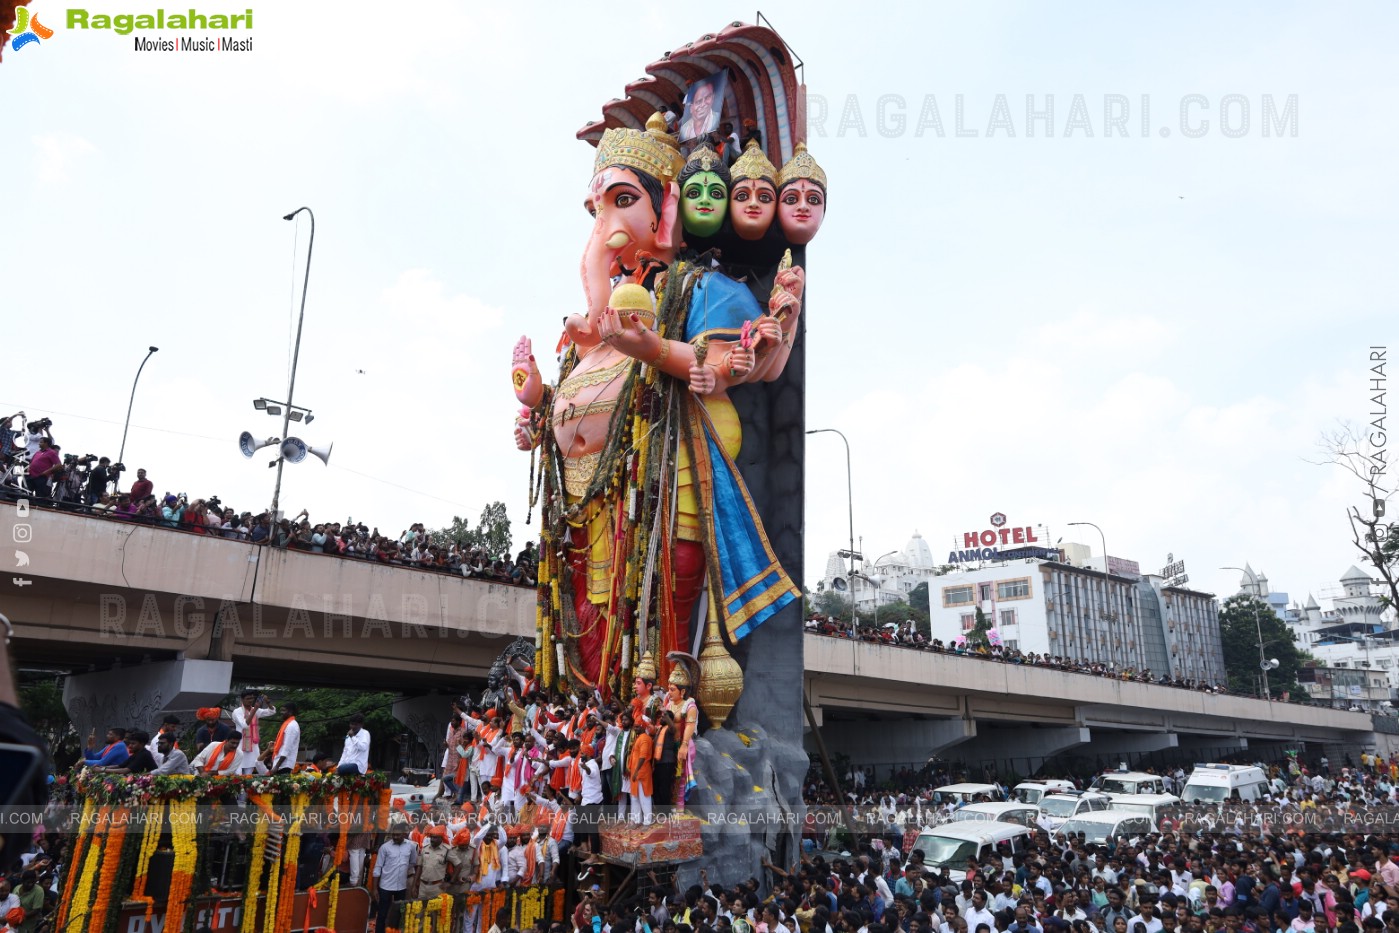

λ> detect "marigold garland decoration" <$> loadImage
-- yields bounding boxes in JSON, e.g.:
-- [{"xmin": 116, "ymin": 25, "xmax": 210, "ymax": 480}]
[
  {"xmin": 241, "ymin": 797, "xmax": 270, "ymax": 933},
  {"xmin": 164, "ymin": 797, "xmax": 199, "ymax": 933},
  {"xmin": 57, "ymin": 797, "xmax": 97, "ymax": 930},
  {"xmin": 326, "ymin": 873, "xmax": 341, "ymax": 930},
  {"xmin": 66, "ymin": 804, "xmax": 109, "ymax": 933},
  {"xmin": 129, "ymin": 801, "xmax": 166, "ymax": 921},
  {"xmin": 87, "ymin": 805, "xmax": 129, "ymax": 933}
]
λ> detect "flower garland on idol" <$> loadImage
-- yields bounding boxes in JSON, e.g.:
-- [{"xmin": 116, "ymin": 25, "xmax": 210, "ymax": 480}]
[{"xmin": 164, "ymin": 797, "xmax": 200, "ymax": 933}]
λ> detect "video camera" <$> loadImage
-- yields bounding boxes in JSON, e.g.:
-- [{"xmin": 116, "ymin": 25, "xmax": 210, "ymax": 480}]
[{"xmin": 27, "ymin": 417, "xmax": 52, "ymax": 431}]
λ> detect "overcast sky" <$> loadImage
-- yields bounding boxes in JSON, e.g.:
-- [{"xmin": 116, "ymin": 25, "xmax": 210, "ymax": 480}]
[{"xmin": 4, "ymin": 1, "xmax": 1394, "ymax": 609}]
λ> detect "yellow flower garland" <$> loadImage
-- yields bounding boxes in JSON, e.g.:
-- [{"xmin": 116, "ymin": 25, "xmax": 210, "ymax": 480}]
[
  {"xmin": 241, "ymin": 801, "xmax": 270, "ymax": 933},
  {"xmin": 164, "ymin": 799, "xmax": 200, "ymax": 933},
  {"xmin": 66, "ymin": 805, "xmax": 108, "ymax": 933},
  {"xmin": 326, "ymin": 873, "xmax": 340, "ymax": 930},
  {"xmin": 57, "ymin": 798, "xmax": 97, "ymax": 930},
  {"xmin": 130, "ymin": 801, "xmax": 166, "ymax": 920}
]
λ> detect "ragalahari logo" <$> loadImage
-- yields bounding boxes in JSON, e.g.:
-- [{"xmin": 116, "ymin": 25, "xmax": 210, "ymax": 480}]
[{"xmin": 7, "ymin": 5, "xmax": 54, "ymax": 51}]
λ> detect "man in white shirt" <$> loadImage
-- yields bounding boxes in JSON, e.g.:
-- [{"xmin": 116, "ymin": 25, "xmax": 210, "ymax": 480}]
[
  {"xmin": 1126, "ymin": 901, "xmax": 1164, "ymax": 933},
  {"xmin": 147, "ymin": 715, "xmax": 182, "ymax": 766},
  {"xmin": 231, "ymin": 690, "xmax": 277, "ymax": 774},
  {"xmin": 190, "ymin": 734, "xmax": 243, "ymax": 775},
  {"xmin": 963, "ymin": 891, "xmax": 997, "ymax": 933},
  {"xmin": 372, "ymin": 823, "xmax": 418, "ymax": 933},
  {"xmin": 338, "ymin": 713, "xmax": 371, "ymax": 775},
  {"xmin": 270, "ymin": 703, "xmax": 301, "ymax": 774}
]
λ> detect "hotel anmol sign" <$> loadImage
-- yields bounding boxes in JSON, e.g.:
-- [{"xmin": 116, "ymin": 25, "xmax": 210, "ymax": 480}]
[{"xmin": 947, "ymin": 513, "xmax": 1057, "ymax": 564}]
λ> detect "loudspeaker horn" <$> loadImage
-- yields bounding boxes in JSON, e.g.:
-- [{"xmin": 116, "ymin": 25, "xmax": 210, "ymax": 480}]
[
  {"xmin": 239, "ymin": 431, "xmax": 281, "ymax": 459},
  {"xmin": 280, "ymin": 438, "xmax": 333, "ymax": 466}
]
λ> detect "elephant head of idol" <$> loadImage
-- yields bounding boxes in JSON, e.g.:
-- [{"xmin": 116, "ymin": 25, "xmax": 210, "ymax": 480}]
[{"xmin": 570, "ymin": 113, "xmax": 685, "ymax": 348}]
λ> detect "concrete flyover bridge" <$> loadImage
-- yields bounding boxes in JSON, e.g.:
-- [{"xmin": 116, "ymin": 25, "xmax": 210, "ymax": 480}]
[
  {"xmin": 803, "ymin": 633, "xmax": 1376, "ymax": 771},
  {"xmin": 2, "ymin": 506, "xmax": 534, "ymax": 745}
]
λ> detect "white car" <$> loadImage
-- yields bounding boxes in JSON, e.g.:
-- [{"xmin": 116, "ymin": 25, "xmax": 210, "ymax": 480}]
[{"xmin": 1035, "ymin": 791, "xmax": 1112, "ymax": 831}]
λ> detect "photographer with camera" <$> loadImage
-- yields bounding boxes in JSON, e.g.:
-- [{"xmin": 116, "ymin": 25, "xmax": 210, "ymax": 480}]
[
  {"xmin": 23, "ymin": 417, "xmax": 52, "ymax": 457},
  {"xmin": 160, "ymin": 493, "xmax": 186, "ymax": 527},
  {"xmin": 0, "ymin": 413, "xmax": 26, "ymax": 466},
  {"xmin": 84, "ymin": 457, "xmax": 111, "ymax": 507},
  {"xmin": 24, "ymin": 438, "xmax": 62, "ymax": 501}
]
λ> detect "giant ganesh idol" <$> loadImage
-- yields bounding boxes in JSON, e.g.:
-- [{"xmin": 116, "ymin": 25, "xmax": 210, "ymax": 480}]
[{"xmin": 510, "ymin": 25, "xmax": 826, "ymax": 880}]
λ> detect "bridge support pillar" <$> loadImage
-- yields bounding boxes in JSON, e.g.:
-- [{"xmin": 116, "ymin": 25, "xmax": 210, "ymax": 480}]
[
  {"xmin": 1176, "ymin": 734, "xmax": 1248, "ymax": 761},
  {"xmin": 811, "ymin": 718, "xmax": 976, "ymax": 768},
  {"xmin": 954, "ymin": 726, "xmax": 1091, "ymax": 775},
  {"xmin": 63, "ymin": 659, "xmax": 233, "ymax": 743},
  {"xmin": 1084, "ymin": 732, "xmax": 1180, "ymax": 768}
]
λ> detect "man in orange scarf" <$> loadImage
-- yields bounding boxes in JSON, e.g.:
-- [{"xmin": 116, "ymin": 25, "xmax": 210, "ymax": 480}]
[
  {"xmin": 268, "ymin": 702, "xmax": 301, "ymax": 774},
  {"xmin": 190, "ymin": 733, "xmax": 242, "ymax": 775},
  {"xmin": 626, "ymin": 718, "xmax": 654, "ymax": 825}
]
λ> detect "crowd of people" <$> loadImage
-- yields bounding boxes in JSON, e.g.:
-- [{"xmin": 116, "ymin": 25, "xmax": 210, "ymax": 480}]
[
  {"xmin": 805, "ymin": 617, "xmax": 1232, "ymax": 697},
  {"xmin": 22, "ymin": 656, "xmax": 1399, "ymax": 933},
  {"xmin": 0, "ymin": 412, "xmax": 537, "ymax": 586}
]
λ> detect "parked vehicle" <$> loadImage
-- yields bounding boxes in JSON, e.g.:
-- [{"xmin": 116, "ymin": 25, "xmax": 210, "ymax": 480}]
[
  {"xmin": 1092, "ymin": 769, "xmax": 1169, "ymax": 798},
  {"xmin": 1180, "ymin": 763, "xmax": 1268, "ymax": 803},
  {"xmin": 910, "ymin": 821, "xmax": 1035, "ymax": 881},
  {"xmin": 1052, "ymin": 809, "xmax": 1156, "ymax": 845},
  {"xmin": 1012, "ymin": 780, "xmax": 1076, "ymax": 804},
  {"xmin": 1035, "ymin": 791, "xmax": 1113, "ymax": 830},
  {"xmin": 949, "ymin": 801, "xmax": 1041, "ymax": 828}
]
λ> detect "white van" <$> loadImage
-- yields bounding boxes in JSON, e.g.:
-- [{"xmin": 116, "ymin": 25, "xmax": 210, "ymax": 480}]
[
  {"xmin": 1013, "ymin": 780, "xmax": 1076, "ymax": 805},
  {"xmin": 934, "ymin": 782, "xmax": 1004, "ymax": 805},
  {"xmin": 1107, "ymin": 793, "xmax": 1181, "ymax": 824},
  {"xmin": 910, "ymin": 821, "xmax": 1034, "ymax": 881},
  {"xmin": 949, "ymin": 802, "xmax": 1041, "ymax": 829},
  {"xmin": 1093, "ymin": 770, "xmax": 1169, "ymax": 798},
  {"xmin": 1052, "ymin": 810, "xmax": 1156, "ymax": 845},
  {"xmin": 1180, "ymin": 763, "xmax": 1269, "ymax": 803}
]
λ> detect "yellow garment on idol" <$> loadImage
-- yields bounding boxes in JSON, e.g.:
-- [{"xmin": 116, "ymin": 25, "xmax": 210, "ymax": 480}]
[{"xmin": 566, "ymin": 396, "xmax": 742, "ymax": 604}]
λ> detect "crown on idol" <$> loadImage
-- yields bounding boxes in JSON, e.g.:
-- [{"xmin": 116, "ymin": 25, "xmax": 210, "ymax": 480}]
[
  {"xmin": 594, "ymin": 112, "xmax": 685, "ymax": 185},
  {"xmin": 777, "ymin": 141, "xmax": 827, "ymax": 191},
  {"xmin": 730, "ymin": 139, "xmax": 778, "ymax": 185}
]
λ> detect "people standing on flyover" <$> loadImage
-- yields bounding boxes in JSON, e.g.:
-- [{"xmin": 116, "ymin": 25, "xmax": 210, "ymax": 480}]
[{"xmin": 338, "ymin": 712, "xmax": 371, "ymax": 775}]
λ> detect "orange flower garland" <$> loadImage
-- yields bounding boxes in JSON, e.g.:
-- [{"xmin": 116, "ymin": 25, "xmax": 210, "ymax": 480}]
[
  {"xmin": 437, "ymin": 893, "xmax": 452, "ymax": 933},
  {"xmin": 129, "ymin": 801, "xmax": 166, "ymax": 921},
  {"xmin": 57, "ymin": 798, "xmax": 97, "ymax": 930},
  {"xmin": 66, "ymin": 803, "xmax": 108, "ymax": 933},
  {"xmin": 273, "ymin": 795, "xmax": 307, "ymax": 933},
  {"xmin": 376, "ymin": 786, "xmax": 392, "ymax": 830},
  {"xmin": 164, "ymin": 798, "xmax": 200, "ymax": 933},
  {"xmin": 87, "ymin": 805, "xmax": 130, "ymax": 933}
]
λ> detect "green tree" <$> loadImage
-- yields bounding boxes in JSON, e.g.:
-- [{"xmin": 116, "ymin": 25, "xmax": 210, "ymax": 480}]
[
  {"xmin": 909, "ymin": 582, "xmax": 929, "ymax": 614},
  {"xmin": 813, "ymin": 588, "xmax": 853, "ymax": 623},
  {"xmin": 228, "ymin": 684, "xmax": 403, "ymax": 766},
  {"xmin": 19, "ymin": 676, "xmax": 80, "ymax": 769},
  {"xmin": 428, "ymin": 501, "xmax": 514, "ymax": 560},
  {"xmin": 967, "ymin": 606, "xmax": 993, "ymax": 648},
  {"xmin": 1217, "ymin": 595, "xmax": 1308, "ymax": 698}
]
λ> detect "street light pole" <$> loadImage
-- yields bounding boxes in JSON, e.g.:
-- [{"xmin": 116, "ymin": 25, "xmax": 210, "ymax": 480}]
[
  {"xmin": 116, "ymin": 346, "xmax": 158, "ymax": 491},
  {"xmin": 808, "ymin": 428, "xmax": 857, "ymax": 633},
  {"xmin": 1222, "ymin": 565, "xmax": 1272, "ymax": 702},
  {"xmin": 271, "ymin": 207, "xmax": 315, "ymax": 523},
  {"xmin": 1068, "ymin": 521, "xmax": 1111, "ymax": 661}
]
